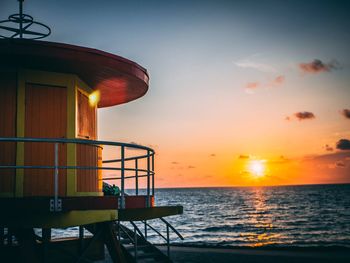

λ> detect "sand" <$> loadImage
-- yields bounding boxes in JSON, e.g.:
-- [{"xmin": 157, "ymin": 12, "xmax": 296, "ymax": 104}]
[
  {"xmin": 157, "ymin": 245, "xmax": 350, "ymax": 263},
  {"xmin": 98, "ymin": 245, "xmax": 350, "ymax": 263}
]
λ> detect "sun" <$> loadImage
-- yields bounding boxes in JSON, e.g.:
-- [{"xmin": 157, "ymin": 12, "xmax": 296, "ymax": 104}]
[{"xmin": 248, "ymin": 160, "xmax": 266, "ymax": 178}]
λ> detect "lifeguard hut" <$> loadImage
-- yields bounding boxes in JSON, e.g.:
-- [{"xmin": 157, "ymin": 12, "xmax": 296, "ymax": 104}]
[{"xmin": 0, "ymin": 1, "xmax": 183, "ymax": 262}]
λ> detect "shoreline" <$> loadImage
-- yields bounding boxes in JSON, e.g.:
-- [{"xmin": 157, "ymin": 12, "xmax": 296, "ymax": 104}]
[{"xmin": 157, "ymin": 243, "xmax": 350, "ymax": 251}]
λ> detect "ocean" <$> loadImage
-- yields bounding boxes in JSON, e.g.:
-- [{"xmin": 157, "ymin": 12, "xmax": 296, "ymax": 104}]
[
  {"xmin": 142, "ymin": 184, "xmax": 350, "ymax": 247},
  {"xmin": 51, "ymin": 184, "xmax": 350, "ymax": 248}
]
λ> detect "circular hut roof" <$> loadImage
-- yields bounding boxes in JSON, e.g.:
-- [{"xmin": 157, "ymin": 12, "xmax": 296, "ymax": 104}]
[{"xmin": 0, "ymin": 39, "xmax": 149, "ymax": 108}]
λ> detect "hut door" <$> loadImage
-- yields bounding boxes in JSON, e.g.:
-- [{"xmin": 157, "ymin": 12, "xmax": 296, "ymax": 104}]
[{"xmin": 24, "ymin": 84, "xmax": 67, "ymax": 197}]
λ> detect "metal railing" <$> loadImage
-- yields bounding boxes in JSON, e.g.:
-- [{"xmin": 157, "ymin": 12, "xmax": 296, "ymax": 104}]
[
  {"xmin": 0, "ymin": 137, "xmax": 155, "ymax": 211},
  {"xmin": 117, "ymin": 218, "xmax": 183, "ymax": 261},
  {"xmin": 144, "ymin": 217, "xmax": 184, "ymax": 257}
]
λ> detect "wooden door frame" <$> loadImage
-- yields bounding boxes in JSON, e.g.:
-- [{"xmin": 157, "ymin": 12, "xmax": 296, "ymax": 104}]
[
  {"xmin": 16, "ymin": 69, "xmax": 75, "ymax": 197},
  {"xmin": 16, "ymin": 69, "xmax": 101, "ymax": 197}
]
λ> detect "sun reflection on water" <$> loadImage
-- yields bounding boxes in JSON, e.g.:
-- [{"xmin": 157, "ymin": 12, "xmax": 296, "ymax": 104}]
[{"xmin": 243, "ymin": 188, "xmax": 283, "ymax": 246}]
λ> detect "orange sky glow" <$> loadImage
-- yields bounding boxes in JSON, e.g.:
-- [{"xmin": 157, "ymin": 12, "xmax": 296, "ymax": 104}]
[{"xmin": 4, "ymin": 0, "xmax": 348, "ymax": 188}]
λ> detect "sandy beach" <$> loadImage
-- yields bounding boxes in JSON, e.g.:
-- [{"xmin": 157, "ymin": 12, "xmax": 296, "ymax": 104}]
[
  {"xmin": 158, "ymin": 246, "xmax": 350, "ymax": 263},
  {"xmin": 97, "ymin": 245, "xmax": 350, "ymax": 263}
]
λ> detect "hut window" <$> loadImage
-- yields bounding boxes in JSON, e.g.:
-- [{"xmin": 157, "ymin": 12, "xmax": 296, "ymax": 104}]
[{"xmin": 77, "ymin": 90, "xmax": 96, "ymax": 139}]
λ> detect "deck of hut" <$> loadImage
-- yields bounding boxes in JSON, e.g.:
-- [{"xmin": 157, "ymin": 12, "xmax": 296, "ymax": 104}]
[{"xmin": 0, "ymin": 39, "xmax": 183, "ymax": 263}]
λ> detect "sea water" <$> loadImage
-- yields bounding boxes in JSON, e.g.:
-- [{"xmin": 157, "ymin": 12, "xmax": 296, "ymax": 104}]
[
  {"xmin": 143, "ymin": 184, "xmax": 350, "ymax": 247},
  {"xmin": 51, "ymin": 184, "xmax": 350, "ymax": 247}
]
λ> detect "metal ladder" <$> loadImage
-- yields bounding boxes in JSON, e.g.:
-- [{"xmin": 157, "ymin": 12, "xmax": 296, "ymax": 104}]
[{"xmin": 116, "ymin": 218, "xmax": 183, "ymax": 263}]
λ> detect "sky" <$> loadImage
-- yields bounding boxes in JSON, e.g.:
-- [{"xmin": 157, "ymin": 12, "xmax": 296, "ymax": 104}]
[{"xmin": 1, "ymin": 0, "xmax": 350, "ymax": 187}]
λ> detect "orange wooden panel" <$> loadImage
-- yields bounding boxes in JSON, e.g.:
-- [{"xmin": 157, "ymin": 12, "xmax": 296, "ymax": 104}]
[
  {"xmin": 0, "ymin": 72, "xmax": 17, "ymax": 194},
  {"xmin": 77, "ymin": 144, "xmax": 101, "ymax": 192},
  {"xmin": 77, "ymin": 90, "xmax": 96, "ymax": 140},
  {"xmin": 125, "ymin": 196, "xmax": 154, "ymax": 209},
  {"xmin": 24, "ymin": 84, "xmax": 67, "ymax": 197}
]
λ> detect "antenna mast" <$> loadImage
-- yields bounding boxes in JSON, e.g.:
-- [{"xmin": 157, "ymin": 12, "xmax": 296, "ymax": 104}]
[{"xmin": 0, "ymin": 0, "xmax": 51, "ymax": 39}]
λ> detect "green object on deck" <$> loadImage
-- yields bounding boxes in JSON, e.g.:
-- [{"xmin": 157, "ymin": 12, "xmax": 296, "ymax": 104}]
[{"xmin": 103, "ymin": 182, "xmax": 120, "ymax": 196}]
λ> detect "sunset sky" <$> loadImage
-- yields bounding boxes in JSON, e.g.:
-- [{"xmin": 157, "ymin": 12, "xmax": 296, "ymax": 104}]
[{"xmin": 1, "ymin": 0, "xmax": 349, "ymax": 187}]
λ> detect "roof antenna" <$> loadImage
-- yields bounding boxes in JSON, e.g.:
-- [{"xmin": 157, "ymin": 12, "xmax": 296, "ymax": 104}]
[{"xmin": 0, "ymin": 0, "xmax": 51, "ymax": 39}]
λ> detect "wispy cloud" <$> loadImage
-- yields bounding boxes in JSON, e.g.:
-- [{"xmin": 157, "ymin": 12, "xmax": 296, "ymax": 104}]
[
  {"xmin": 340, "ymin": 109, "xmax": 350, "ymax": 119},
  {"xmin": 235, "ymin": 59, "xmax": 276, "ymax": 73},
  {"xmin": 244, "ymin": 75, "xmax": 285, "ymax": 92},
  {"xmin": 324, "ymin": 144, "xmax": 334, "ymax": 152},
  {"xmin": 299, "ymin": 59, "xmax": 341, "ymax": 74},
  {"xmin": 238, "ymin": 155, "xmax": 250, "ymax": 159},
  {"xmin": 245, "ymin": 82, "xmax": 260, "ymax": 90},
  {"xmin": 336, "ymin": 161, "xmax": 346, "ymax": 168},
  {"xmin": 271, "ymin": 75, "xmax": 285, "ymax": 86}
]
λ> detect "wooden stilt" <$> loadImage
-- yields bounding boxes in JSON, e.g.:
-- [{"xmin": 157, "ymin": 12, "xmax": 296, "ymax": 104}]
[
  {"xmin": 0, "ymin": 227, "xmax": 4, "ymax": 247},
  {"xmin": 15, "ymin": 228, "xmax": 40, "ymax": 263},
  {"xmin": 86, "ymin": 222, "xmax": 127, "ymax": 263},
  {"xmin": 8, "ymin": 228, "xmax": 12, "ymax": 246},
  {"xmin": 79, "ymin": 226, "xmax": 84, "ymax": 254},
  {"xmin": 42, "ymin": 228, "xmax": 51, "ymax": 263}
]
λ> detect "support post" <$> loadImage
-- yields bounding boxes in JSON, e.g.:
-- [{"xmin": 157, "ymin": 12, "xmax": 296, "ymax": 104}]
[
  {"xmin": 134, "ymin": 226, "xmax": 138, "ymax": 262},
  {"xmin": 166, "ymin": 225, "xmax": 170, "ymax": 258},
  {"xmin": 8, "ymin": 228, "xmax": 12, "ymax": 246},
  {"xmin": 117, "ymin": 220, "xmax": 120, "ymax": 241},
  {"xmin": 79, "ymin": 226, "xmax": 84, "ymax": 253},
  {"xmin": 0, "ymin": 227, "xmax": 4, "ymax": 247},
  {"xmin": 42, "ymin": 228, "xmax": 51, "ymax": 262},
  {"xmin": 144, "ymin": 221, "xmax": 147, "ymax": 240}
]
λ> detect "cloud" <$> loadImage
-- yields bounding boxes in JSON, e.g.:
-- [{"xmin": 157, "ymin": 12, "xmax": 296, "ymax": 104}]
[
  {"xmin": 171, "ymin": 161, "xmax": 179, "ymax": 165},
  {"xmin": 299, "ymin": 59, "xmax": 341, "ymax": 74},
  {"xmin": 272, "ymin": 75, "xmax": 285, "ymax": 86},
  {"xmin": 287, "ymin": 111, "xmax": 315, "ymax": 121},
  {"xmin": 238, "ymin": 155, "xmax": 250, "ymax": 159},
  {"xmin": 245, "ymin": 75, "xmax": 285, "ymax": 92},
  {"xmin": 235, "ymin": 60, "xmax": 276, "ymax": 73},
  {"xmin": 336, "ymin": 139, "xmax": 350, "ymax": 150},
  {"xmin": 187, "ymin": 165, "xmax": 196, "ymax": 169},
  {"xmin": 209, "ymin": 154, "xmax": 216, "ymax": 157},
  {"xmin": 245, "ymin": 82, "xmax": 260, "ymax": 89},
  {"xmin": 325, "ymin": 144, "xmax": 334, "ymax": 152},
  {"xmin": 294, "ymin": 111, "xmax": 316, "ymax": 121},
  {"xmin": 336, "ymin": 161, "xmax": 346, "ymax": 168},
  {"xmin": 341, "ymin": 109, "xmax": 350, "ymax": 119}
]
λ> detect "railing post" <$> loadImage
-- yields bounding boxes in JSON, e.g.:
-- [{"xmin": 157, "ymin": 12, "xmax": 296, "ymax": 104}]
[
  {"xmin": 135, "ymin": 159, "xmax": 138, "ymax": 196},
  {"xmin": 151, "ymin": 153, "xmax": 154, "ymax": 196},
  {"xmin": 147, "ymin": 150, "xmax": 150, "ymax": 207},
  {"xmin": 54, "ymin": 143, "xmax": 59, "ymax": 211},
  {"xmin": 144, "ymin": 220, "xmax": 147, "ymax": 240},
  {"xmin": 121, "ymin": 146, "xmax": 125, "ymax": 209}
]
